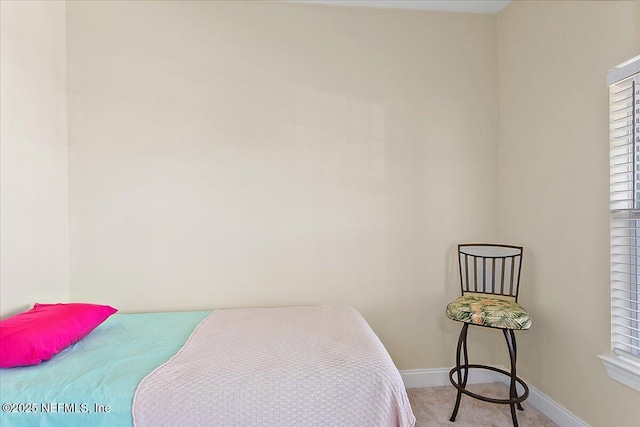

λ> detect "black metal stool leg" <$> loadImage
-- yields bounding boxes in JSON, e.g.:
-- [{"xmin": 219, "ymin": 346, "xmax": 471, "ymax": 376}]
[
  {"xmin": 450, "ymin": 323, "xmax": 469, "ymax": 422},
  {"xmin": 509, "ymin": 329, "xmax": 524, "ymax": 411},
  {"xmin": 504, "ymin": 329, "xmax": 524, "ymax": 411},
  {"xmin": 503, "ymin": 329, "xmax": 522, "ymax": 427}
]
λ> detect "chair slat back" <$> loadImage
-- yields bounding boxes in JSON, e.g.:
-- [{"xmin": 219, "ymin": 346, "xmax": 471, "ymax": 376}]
[{"xmin": 458, "ymin": 243, "xmax": 524, "ymax": 301}]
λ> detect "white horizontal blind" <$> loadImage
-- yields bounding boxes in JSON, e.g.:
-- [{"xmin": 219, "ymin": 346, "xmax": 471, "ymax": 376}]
[{"xmin": 610, "ymin": 66, "xmax": 640, "ymax": 362}]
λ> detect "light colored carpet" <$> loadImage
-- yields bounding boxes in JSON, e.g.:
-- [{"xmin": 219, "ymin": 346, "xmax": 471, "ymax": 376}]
[{"xmin": 407, "ymin": 383, "xmax": 558, "ymax": 427}]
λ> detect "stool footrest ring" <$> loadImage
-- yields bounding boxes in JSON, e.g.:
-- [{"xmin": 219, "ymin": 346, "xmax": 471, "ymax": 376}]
[{"xmin": 449, "ymin": 364, "xmax": 529, "ymax": 405}]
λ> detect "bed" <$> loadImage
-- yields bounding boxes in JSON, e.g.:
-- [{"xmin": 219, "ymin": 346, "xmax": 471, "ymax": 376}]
[{"xmin": 0, "ymin": 305, "xmax": 415, "ymax": 427}]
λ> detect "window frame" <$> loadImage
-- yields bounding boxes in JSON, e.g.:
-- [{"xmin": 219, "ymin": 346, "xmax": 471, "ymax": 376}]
[{"xmin": 601, "ymin": 54, "xmax": 640, "ymax": 392}]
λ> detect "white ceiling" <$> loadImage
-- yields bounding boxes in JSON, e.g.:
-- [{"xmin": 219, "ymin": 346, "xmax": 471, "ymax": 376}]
[{"xmin": 290, "ymin": 1, "xmax": 511, "ymax": 14}]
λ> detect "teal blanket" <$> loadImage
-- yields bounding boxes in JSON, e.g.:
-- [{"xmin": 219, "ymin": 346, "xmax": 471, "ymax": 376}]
[{"xmin": 0, "ymin": 311, "xmax": 210, "ymax": 427}]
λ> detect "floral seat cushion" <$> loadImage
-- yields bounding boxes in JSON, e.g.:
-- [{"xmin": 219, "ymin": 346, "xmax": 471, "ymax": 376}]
[{"xmin": 446, "ymin": 295, "xmax": 531, "ymax": 330}]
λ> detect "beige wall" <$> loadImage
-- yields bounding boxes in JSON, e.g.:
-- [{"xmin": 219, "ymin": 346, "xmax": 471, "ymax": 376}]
[
  {"xmin": 498, "ymin": 1, "xmax": 640, "ymax": 426},
  {"xmin": 67, "ymin": 1, "xmax": 500, "ymax": 369},
  {"xmin": 0, "ymin": 1, "xmax": 69, "ymax": 318}
]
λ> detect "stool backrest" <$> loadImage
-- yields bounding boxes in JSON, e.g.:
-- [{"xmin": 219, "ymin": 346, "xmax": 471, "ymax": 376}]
[{"xmin": 458, "ymin": 243, "xmax": 524, "ymax": 302}]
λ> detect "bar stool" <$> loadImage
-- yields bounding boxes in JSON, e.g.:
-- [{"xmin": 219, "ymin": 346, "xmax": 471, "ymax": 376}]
[{"xmin": 446, "ymin": 243, "xmax": 531, "ymax": 427}]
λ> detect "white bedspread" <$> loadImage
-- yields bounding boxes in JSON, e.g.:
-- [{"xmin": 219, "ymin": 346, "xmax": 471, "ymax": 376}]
[{"xmin": 132, "ymin": 305, "xmax": 415, "ymax": 427}]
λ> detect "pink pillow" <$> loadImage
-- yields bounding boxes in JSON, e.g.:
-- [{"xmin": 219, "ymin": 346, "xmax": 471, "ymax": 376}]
[{"xmin": 0, "ymin": 303, "xmax": 117, "ymax": 368}]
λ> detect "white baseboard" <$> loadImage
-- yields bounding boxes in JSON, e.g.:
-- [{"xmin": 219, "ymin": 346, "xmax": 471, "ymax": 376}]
[
  {"xmin": 400, "ymin": 367, "xmax": 589, "ymax": 427},
  {"xmin": 520, "ymin": 382, "xmax": 589, "ymax": 427},
  {"xmin": 400, "ymin": 366, "xmax": 503, "ymax": 389}
]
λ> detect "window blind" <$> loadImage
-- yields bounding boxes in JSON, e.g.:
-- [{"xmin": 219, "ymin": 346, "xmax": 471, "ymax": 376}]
[{"xmin": 610, "ymin": 61, "xmax": 640, "ymax": 363}]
